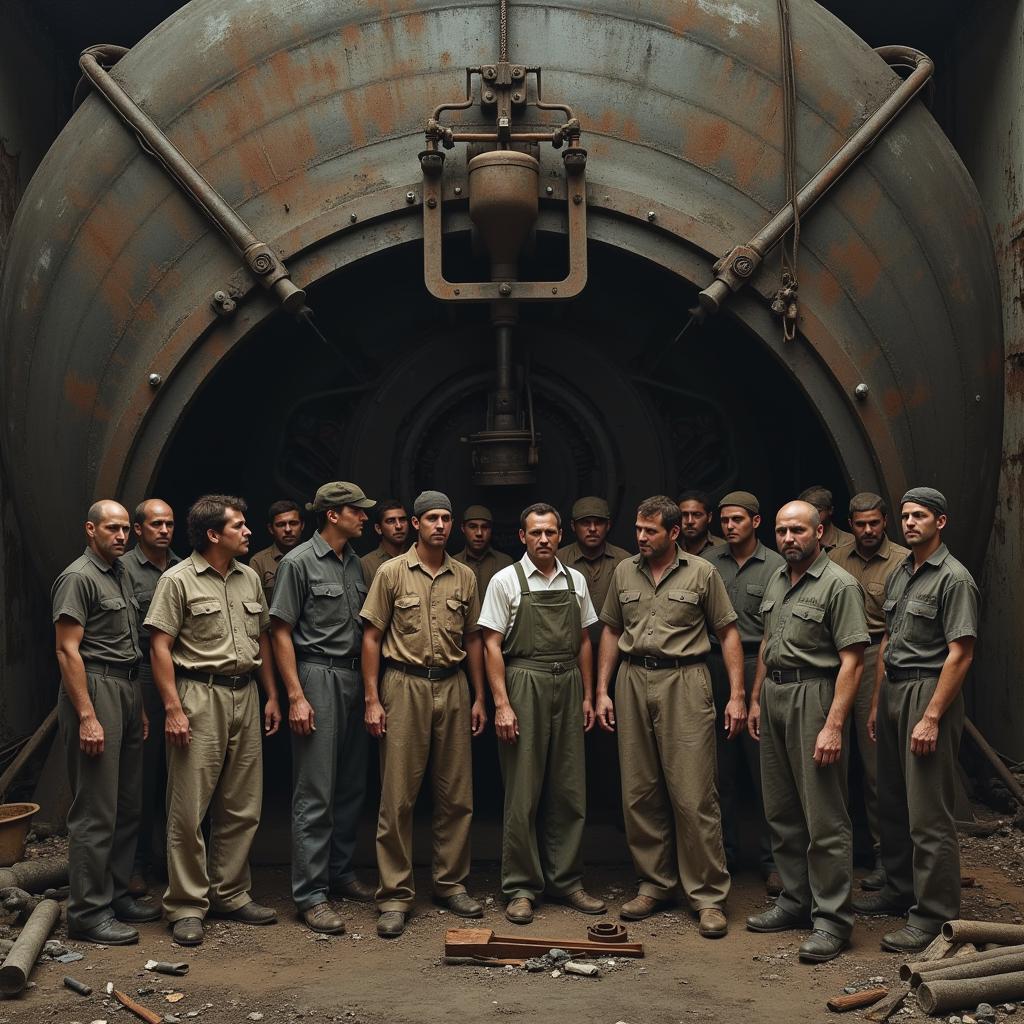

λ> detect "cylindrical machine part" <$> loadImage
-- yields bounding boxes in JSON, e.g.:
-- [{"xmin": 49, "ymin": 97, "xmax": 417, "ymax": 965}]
[
  {"xmin": 942, "ymin": 921, "xmax": 1024, "ymax": 946},
  {"xmin": 911, "ymin": 951, "xmax": 1024, "ymax": 987},
  {"xmin": 0, "ymin": 858, "xmax": 68, "ymax": 894},
  {"xmin": 468, "ymin": 150, "xmax": 540, "ymax": 281},
  {"xmin": 0, "ymin": 899, "xmax": 61, "ymax": 995},
  {"xmin": 903, "ymin": 943, "xmax": 1024, "ymax": 982},
  {"xmin": 918, "ymin": 970, "xmax": 1024, "ymax": 1016}
]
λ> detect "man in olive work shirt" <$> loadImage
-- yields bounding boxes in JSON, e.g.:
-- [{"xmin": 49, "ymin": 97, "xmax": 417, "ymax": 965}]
[
  {"xmin": 53, "ymin": 500, "xmax": 158, "ymax": 945},
  {"xmin": 746, "ymin": 500, "xmax": 868, "ymax": 964},
  {"xmin": 270, "ymin": 481, "xmax": 377, "ymax": 934},
  {"xmin": 859, "ymin": 487, "xmax": 978, "ymax": 954}
]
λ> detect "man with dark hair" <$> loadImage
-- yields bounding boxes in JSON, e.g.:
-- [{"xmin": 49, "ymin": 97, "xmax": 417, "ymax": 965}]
[
  {"xmin": 597, "ymin": 495, "xmax": 745, "ymax": 938},
  {"xmin": 480, "ymin": 502, "xmax": 605, "ymax": 925},
  {"xmin": 361, "ymin": 500, "xmax": 410, "ymax": 585},
  {"xmin": 746, "ymin": 500, "xmax": 868, "ymax": 963},
  {"xmin": 271, "ymin": 482, "xmax": 377, "ymax": 934},
  {"xmin": 798, "ymin": 486, "xmax": 852, "ymax": 552},
  {"xmin": 829, "ymin": 492, "xmax": 909, "ymax": 894},
  {"xmin": 453, "ymin": 504, "xmax": 513, "ymax": 597},
  {"xmin": 146, "ymin": 495, "xmax": 282, "ymax": 947},
  {"xmin": 52, "ymin": 500, "xmax": 158, "ymax": 945},
  {"xmin": 250, "ymin": 500, "xmax": 304, "ymax": 602},
  {"xmin": 361, "ymin": 490, "xmax": 488, "ymax": 938},
  {"xmin": 676, "ymin": 490, "xmax": 726, "ymax": 556},
  {"xmin": 708, "ymin": 491, "xmax": 785, "ymax": 894},
  {"xmin": 121, "ymin": 498, "xmax": 180, "ymax": 895},
  {"xmin": 860, "ymin": 488, "xmax": 978, "ymax": 954}
]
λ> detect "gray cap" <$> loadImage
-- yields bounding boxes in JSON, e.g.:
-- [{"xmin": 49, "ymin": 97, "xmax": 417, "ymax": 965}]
[
  {"xmin": 306, "ymin": 481, "xmax": 376, "ymax": 512},
  {"xmin": 718, "ymin": 490, "xmax": 759, "ymax": 515},
  {"xmin": 571, "ymin": 496, "xmax": 611, "ymax": 520},
  {"xmin": 462, "ymin": 504, "xmax": 493, "ymax": 523},
  {"xmin": 413, "ymin": 490, "xmax": 453, "ymax": 516},
  {"xmin": 901, "ymin": 487, "xmax": 947, "ymax": 516}
]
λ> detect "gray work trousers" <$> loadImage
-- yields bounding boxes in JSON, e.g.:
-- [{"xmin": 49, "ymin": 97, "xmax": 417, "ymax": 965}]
[
  {"xmin": 760, "ymin": 676, "xmax": 853, "ymax": 940},
  {"xmin": 134, "ymin": 664, "xmax": 167, "ymax": 870},
  {"xmin": 876, "ymin": 674, "xmax": 963, "ymax": 933},
  {"xmin": 708, "ymin": 650, "xmax": 774, "ymax": 873},
  {"xmin": 291, "ymin": 661, "xmax": 368, "ymax": 910},
  {"xmin": 58, "ymin": 669, "xmax": 143, "ymax": 931}
]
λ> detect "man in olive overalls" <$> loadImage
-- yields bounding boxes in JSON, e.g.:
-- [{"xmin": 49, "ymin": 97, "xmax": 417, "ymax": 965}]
[{"xmin": 480, "ymin": 502, "xmax": 606, "ymax": 924}]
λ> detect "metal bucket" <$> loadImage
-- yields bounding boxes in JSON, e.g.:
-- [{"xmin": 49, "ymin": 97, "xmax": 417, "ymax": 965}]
[{"xmin": 0, "ymin": 803, "xmax": 40, "ymax": 867}]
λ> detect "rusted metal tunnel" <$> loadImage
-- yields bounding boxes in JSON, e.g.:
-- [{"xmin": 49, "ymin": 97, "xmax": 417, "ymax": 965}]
[{"xmin": 0, "ymin": 0, "xmax": 1003, "ymax": 831}]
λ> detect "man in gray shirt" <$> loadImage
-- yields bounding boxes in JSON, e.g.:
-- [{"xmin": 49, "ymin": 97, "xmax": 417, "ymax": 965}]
[{"xmin": 270, "ymin": 481, "xmax": 378, "ymax": 933}]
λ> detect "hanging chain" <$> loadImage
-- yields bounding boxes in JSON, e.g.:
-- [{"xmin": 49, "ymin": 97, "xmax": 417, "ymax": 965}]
[{"xmin": 499, "ymin": 0, "xmax": 509, "ymax": 62}]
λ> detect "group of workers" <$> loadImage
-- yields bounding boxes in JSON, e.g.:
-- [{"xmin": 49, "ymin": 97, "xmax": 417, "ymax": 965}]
[{"xmin": 52, "ymin": 479, "xmax": 977, "ymax": 965}]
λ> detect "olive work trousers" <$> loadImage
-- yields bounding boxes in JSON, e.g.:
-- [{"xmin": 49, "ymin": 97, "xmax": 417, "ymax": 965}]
[
  {"xmin": 134, "ymin": 664, "xmax": 167, "ymax": 871},
  {"xmin": 853, "ymin": 644, "xmax": 882, "ymax": 856},
  {"xmin": 616, "ymin": 661, "xmax": 730, "ymax": 911},
  {"xmin": 375, "ymin": 667, "xmax": 473, "ymax": 912},
  {"xmin": 760, "ymin": 676, "xmax": 853, "ymax": 939},
  {"xmin": 59, "ymin": 669, "xmax": 143, "ymax": 931},
  {"xmin": 876, "ymin": 674, "xmax": 963, "ymax": 933},
  {"xmin": 163, "ymin": 677, "xmax": 263, "ymax": 922},
  {"xmin": 498, "ymin": 664, "xmax": 586, "ymax": 902},
  {"xmin": 291, "ymin": 661, "xmax": 368, "ymax": 911},
  {"xmin": 708, "ymin": 650, "xmax": 774, "ymax": 873}
]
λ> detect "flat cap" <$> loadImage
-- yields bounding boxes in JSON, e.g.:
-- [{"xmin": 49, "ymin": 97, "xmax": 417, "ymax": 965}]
[
  {"xmin": 462, "ymin": 504, "xmax": 493, "ymax": 523},
  {"xmin": 413, "ymin": 490, "xmax": 453, "ymax": 516},
  {"xmin": 571, "ymin": 496, "xmax": 611, "ymax": 520},
  {"xmin": 901, "ymin": 487, "xmax": 947, "ymax": 516},
  {"xmin": 306, "ymin": 481, "xmax": 376, "ymax": 512},
  {"xmin": 718, "ymin": 490, "xmax": 759, "ymax": 515}
]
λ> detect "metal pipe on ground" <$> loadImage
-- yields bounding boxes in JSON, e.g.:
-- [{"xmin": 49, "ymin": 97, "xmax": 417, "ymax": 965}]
[
  {"xmin": 0, "ymin": 857, "xmax": 68, "ymax": 894},
  {"xmin": 0, "ymin": 898, "xmax": 61, "ymax": 995},
  {"xmin": 0, "ymin": 708, "xmax": 57, "ymax": 803},
  {"xmin": 910, "ymin": 951, "xmax": 1024, "ymax": 987},
  {"xmin": 903, "ymin": 943, "xmax": 1024, "ymax": 981},
  {"xmin": 964, "ymin": 718, "xmax": 1024, "ymax": 808},
  {"xmin": 918, "ymin": 970, "xmax": 1024, "ymax": 1015},
  {"xmin": 942, "ymin": 921, "xmax": 1024, "ymax": 945}
]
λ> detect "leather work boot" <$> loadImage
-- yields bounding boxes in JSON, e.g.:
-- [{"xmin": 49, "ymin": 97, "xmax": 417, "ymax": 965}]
[
  {"xmin": 881, "ymin": 925, "xmax": 936, "ymax": 954},
  {"xmin": 377, "ymin": 911, "xmax": 407, "ymax": 938},
  {"xmin": 128, "ymin": 871, "xmax": 148, "ymax": 897},
  {"xmin": 214, "ymin": 901, "xmax": 278, "ymax": 925},
  {"xmin": 746, "ymin": 904, "xmax": 811, "ymax": 932},
  {"xmin": 441, "ymin": 892, "xmax": 483, "ymax": 918},
  {"xmin": 69, "ymin": 918, "xmax": 140, "ymax": 946},
  {"xmin": 330, "ymin": 877, "xmax": 376, "ymax": 903},
  {"xmin": 112, "ymin": 896, "xmax": 162, "ymax": 923},
  {"xmin": 563, "ymin": 890, "xmax": 607, "ymax": 915},
  {"xmin": 860, "ymin": 865, "xmax": 887, "ymax": 891},
  {"xmin": 620, "ymin": 894, "xmax": 667, "ymax": 921},
  {"xmin": 505, "ymin": 898, "xmax": 534, "ymax": 925},
  {"xmin": 171, "ymin": 917, "xmax": 204, "ymax": 946},
  {"xmin": 764, "ymin": 871, "xmax": 783, "ymax": 898},
  {"xmin": 698, "ymin": 908, "xmax": 728, "ymax": 938},
  {"xmin": 799, "ymin": 929, "xmax": 848, "ymax": 963},
  {"xmin": 302, "ymin": 903, "xmax": 346, "ymax": 934},
  {"xmin": 852, "ymin": 892, "xmax": 911, "ymax": 917}
]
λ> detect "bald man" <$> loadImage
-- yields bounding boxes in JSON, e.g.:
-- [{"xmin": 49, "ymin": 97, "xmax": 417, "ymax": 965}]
[
  {"xmin": 53, "ymin": 500, "xmax": 158, "ymax": 944},
  {"xmin": 746, "ymin": 500, "xmax": 868, "ymax": 963}
]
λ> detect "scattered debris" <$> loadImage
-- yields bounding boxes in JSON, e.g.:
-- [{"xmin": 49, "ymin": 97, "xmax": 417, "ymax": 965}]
[
  {"xmin": 145, "ymin": 959, "xmax": 190, "ymax": 976},
  {"xmin": 563, "ymin": 961, "xmax": 600, "ymax": 977},
  {"xmin": 167, "ymin": 992, "xmax": 185, "ymax": 1003},
  {"xmin": 112, "ymin": 986, "xmax": 164, "ymax": 1024},
  {"xmin": 55, "ymin": 950, "xmax": 85, "ymax": 963},
  {"xmin": 63, "ymin": 975, "xmax": 92, "ymax": 996},
  {"xmin": 0, "ymin": 896, "xmax": 61, "ymax": 995},
  {"xmin": 248, "ymin": 1014, "xmax": 265, "ymax": 1021}
]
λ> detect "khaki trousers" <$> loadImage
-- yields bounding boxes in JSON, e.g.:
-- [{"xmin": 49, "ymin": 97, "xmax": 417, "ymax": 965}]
[
  {"xmin": 375, "ymin": 667, "xmax": 472, "ymax": 912},
  {"xmin": 616, "ymin": 662, "xmax": 730, "ymax": 910},
  {"xmin": 876, "ymin": 675, "xmax": 963, "ymax": 933},
  {"xmin": 852, "ymin": 644, "xmax": 882, "ymax": 853},
  {"xmin": 760, "ymin": 677, "xmax": 853, "ymax": 939},
  {"xmin": 59, "ymin": 670, "xmax": 143, "ymax": 931},
  {"xmin": 163, "ymin": 677, "xmax": 263, "ymax": 922}
]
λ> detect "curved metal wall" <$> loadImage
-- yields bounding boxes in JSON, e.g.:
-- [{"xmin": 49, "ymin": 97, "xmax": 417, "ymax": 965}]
[{"xmin": 0, "ymin": 0, "xmax": 1002, "ymax": 580}]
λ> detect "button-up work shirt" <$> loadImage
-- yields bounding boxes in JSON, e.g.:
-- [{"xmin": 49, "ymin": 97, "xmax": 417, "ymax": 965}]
[
  {"xmin": 556, "ymin": 541, "xmax": 631, "ymax": 622},
  {"xmin": 828, "ymin": 535, "xmax": 909, "ymax": 635},
  {"xmin": 821, "ymin": 522, "xmax": 854, "ymax": 552},
  {"xmin": 270, "ymin": 532, "xmax": 366, "ymax": 658},
  {"xmin": 249, "ymin": 544, "xmax": 284, "ymax": 602},
  {"xmin": 600, "ymin": 548, "xmax": 737, "ymax": 659},
  {"xmin": 360, "ymin": 546, "xmax": 480, "ymax": 668},
  {"xmin": 51, "ymin": 547, "xmax": 142, "ymax": 665},
  {"xmin": 121, "ymin": 544, "xmax": 181, "ymax": 659},
  {"xmin": 478, "ymin": 554, "xmax": 598, "ymax": 637},
  {"xmin": 360, "ymin": 544, "xmax": 403, "ymax": 588},
  {"xmin": 452, "ymin": 546, "xmax": 514, "ymax": 601},
  {"xmin": 759, "ymin": 550, "xmax": 869, "ymax": 672},
  {"xmin": 145, "ymin": 552, "xmax": 269, "ymax": 676},
  {"xmin": 883, "ymin": 543, "xmax": 979, "ymax": 672},
  {"xmin": 709, "ymin": 542, "xmax": 786, "ymax": 647}
]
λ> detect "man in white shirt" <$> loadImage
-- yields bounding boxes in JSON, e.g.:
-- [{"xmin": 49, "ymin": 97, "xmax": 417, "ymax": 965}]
[{"xmin": 480, "ymin": 502, "xmax": 607, "ymax": 925}]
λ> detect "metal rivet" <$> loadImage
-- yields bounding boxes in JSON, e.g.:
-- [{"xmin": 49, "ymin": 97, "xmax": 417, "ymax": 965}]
[
  {"xmin": 406, "ymin": 191, "xmax": 416, "ymax": 204},
  {"xmin": 484, "ymin": 91, "xmax": 495, "ymax": 103},
  {"xmin": 512, "ymin": 92, "xmax": 522, "ymax": 102},
  {"xmin": 350, "ymin": 213, "xmax": 358, "ymax": 223},
  {"xmin": 647, "ymin": 210, "xmax": 656, "ymax": 221},
  {"xmin": 453, "ymin": 288, "xmax": 460, "ymax": 295},
  {"xmin": 427, "ymin": 197, "xmax": 437, "ymax": 209},
  {"xmin": 148, "ymin": 373, "xmax": 162, "ymax": 388},
  {"xmin": 454, "ymin": 186, "xmax": 462, "ymax": 196},
  {"xmin": 854, "ymin": 383, "xmax": 869, "ymax": 400},
  {"xmin": 551, "ymin": 287, "xmax": 558, "ymax": 295},
  {"xmin": 499, "ymin": 283, "xmax": 512, "ymax": 296},
  {"xmin": 976, "ymin": 394, "xmax": 982, "ymax": 403},
  {"xmin": 573, "ymin": 193, "xmax": 582, "ymax": 205},
  {"xmin": 545, "ymin": 186, "xmax": 554, "ymax": 195}
]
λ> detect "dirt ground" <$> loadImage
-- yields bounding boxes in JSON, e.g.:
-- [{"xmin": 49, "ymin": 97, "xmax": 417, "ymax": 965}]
[{"xmin": 2, "ymin": 818, "xmax": 1024, "ymax": 1024}]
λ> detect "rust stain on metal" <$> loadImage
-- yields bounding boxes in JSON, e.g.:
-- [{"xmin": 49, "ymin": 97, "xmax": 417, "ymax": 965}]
[
  {"xmin": 341, "ymin": 91, "xmax": 369, "ymax": 149},
  {"xmin": 341, "ymin": 24, "xmax": 361, "ymax": 49},
  {"xmin": 440, "ymin": 51, "xmax": 452, "ymax": 67},
  {"xmin": 63, "ymin": 372, "xmax": 109, "ymax": 423},
  {"xmin": 362, "ymin": 82, "xmax": 399, "ymax": 136},
  {"xmin": 827, "ymin": 236, "xmax": 882, "ymax": 297}
]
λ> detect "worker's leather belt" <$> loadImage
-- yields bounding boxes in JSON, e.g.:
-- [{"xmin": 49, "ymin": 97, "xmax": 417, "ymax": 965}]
[
  {"xmin": 767, "ymin": 668, "xmax": 836, "ymax": 684},
  {"xmin": 507, "ymin": 657, "xmax": 576, "ymax": 675},
  {"xmin": 297, "ymin": 654, "xmax": 361, "ymax": 671},
  {"xmin": 387, "ymin": 660, "xmax": 459, "ymax": 681},
  {"xmin": 886, "ymin": 667, "xmax": 936, "ymax": 682},
  {"xmin": 626, "ymin": 654, "xmax": 705, "ymax": 670},
  {"xmin": 183, "ymin": 671, "xmax": 253, "ymax": 689},
  {"xmin": 83, "ymin": 659, "xmax": 140, "ymax": 681}
]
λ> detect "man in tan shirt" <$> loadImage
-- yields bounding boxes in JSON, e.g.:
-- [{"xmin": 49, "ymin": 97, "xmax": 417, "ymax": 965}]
[
  {"xmin": 361, "ymin": 490, "xmax": 488, "ymax": 938},
  {"xmin": 597, "ymin": 495, "xmax": 746, "ymax": 938},
  {"xmin": 452, "ymin": 504, "xmax": 513, "ymax": 597},
  {"xmin": 249, "ymin": 500, "xmax": 304, "ymax": 602},
  {"xmin": 147, "ymin": 495, "xmax": 282, "ymax": 947},
  {"xmin": 799, "ymin": 486, "xmax": 853, "ymax": 551},
  {"xmin": 828, "ymin": 492, "xmax": 909, "ymax": 893},
  {"xmin": 360, "ymin": 499, "xmax": 410, "ymax": 585},
  {"xmin": 676, "ymin": 490, "xmax": 727, "ymax": 556}
]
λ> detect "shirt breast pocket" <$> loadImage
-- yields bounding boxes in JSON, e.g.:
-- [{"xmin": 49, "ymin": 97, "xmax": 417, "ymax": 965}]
[
  {"xmin": 394, "ymin": 595, "xmax": 422, "ymax": 635},
  {"xmin": 788, "ymin": 601, "xmax": 825, "ymax": 649},
  {"xmin": 187, "ymin": 599, "xmax": 227, "ymax": 642},
  {"xmin": 309, "ymin": 583, "xmax": 346, "ymax": 629},
  {"xmin": 666, "ymin": 589, "xmax": 701, "ymax": 626},
  {"xmin": 618, "ymin": 590, "xmax": 642, "ymax": 627},
  {"xmin": 882, "ymin": 597, "xmax": 897, "ymax": 630},
  {"xmin": 97, "ymin": 596, "xmax": 128, "ymax": 636},
  {"xmin": 445, "ymin": 596, "xmax": 467, "ymax": 636},
  {"xmin": 906, "ymin": 597, "xmax": 938, "ymax": 642},
  {"xmin": 745, "ymin": 583, "xmax": 765, "ymax": 615},
  {"xmin": 242, "ymin": 600, "xmax": 264, "ymax": 638}
]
